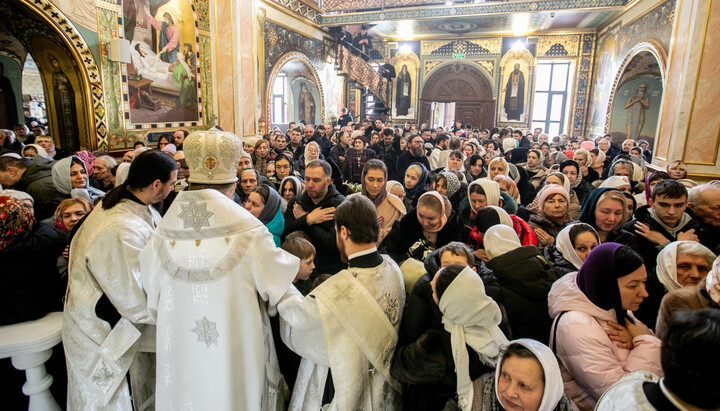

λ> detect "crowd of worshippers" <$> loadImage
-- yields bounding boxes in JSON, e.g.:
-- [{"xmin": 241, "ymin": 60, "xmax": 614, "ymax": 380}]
[{"xmin": 0, "ymin": 118, "xmax": 719, "ymax": 411}]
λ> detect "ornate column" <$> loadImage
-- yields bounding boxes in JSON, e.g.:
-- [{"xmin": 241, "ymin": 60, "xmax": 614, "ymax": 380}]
[{"xmin": 655, "ymin": 0, "xmax": 720, "ymax": 179}]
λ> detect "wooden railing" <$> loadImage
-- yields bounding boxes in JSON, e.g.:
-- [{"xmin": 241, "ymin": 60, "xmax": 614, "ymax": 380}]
[{"xmin": 337, "ymin": 45, "xmax": 390, "ymax": 105}]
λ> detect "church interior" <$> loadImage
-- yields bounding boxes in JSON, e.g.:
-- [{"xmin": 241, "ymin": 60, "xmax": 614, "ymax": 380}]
[{"xmin": 0, "ymin": 0, "xmax": 717, "ymax": 179}]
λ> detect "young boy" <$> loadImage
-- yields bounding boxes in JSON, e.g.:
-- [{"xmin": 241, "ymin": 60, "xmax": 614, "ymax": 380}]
[{"xmin": 281, "ymin": 235, "xmax": 316, "ymax": 284}]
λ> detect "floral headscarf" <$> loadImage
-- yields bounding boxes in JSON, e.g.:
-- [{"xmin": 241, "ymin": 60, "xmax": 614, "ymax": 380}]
[
  {"xmin": 0, "ymin": 196, "xmax": 34, "ymax": 250},
  {"xmin": 75, "ymin": 151, "xmax": 96, "ymax": 172}
]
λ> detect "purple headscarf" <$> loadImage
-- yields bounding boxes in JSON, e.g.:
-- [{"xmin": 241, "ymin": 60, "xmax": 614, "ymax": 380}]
[{"xmin": 576, "ymin": 242, "xmax": 641, "ymax": 325}]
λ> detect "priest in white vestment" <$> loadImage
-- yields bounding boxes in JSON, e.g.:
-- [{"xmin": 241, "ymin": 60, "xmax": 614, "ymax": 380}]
[
  {"xmin": 140, "ymin": 130, "xmax": 300, "ymax": 410},
  {"xmin": 63, "ymin": 150, "xmax": 179, "ymax": 410},
  {"xmin": 279, "ymin": 194, "xmax": 406, "ymax": 410}
]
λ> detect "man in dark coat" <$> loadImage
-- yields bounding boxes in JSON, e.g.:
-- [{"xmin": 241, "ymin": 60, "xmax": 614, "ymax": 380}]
[
  {"xmin": 283, "ymin": 160, "xmax": 345, "ymax": 276},
  {"xmin": 687, "ymin": 183, "xmax": 720, "ymax": 253},
  {"xmin": 371, "ymin": 128, "xmax": 399, "ymax": 180},
  {"xmin": 0, "ymin": 155, "xmax": 64, "ymax": 220},
  {"xmin": 396, "ymin": 133, "xmax": 429, "ymax": 180}
]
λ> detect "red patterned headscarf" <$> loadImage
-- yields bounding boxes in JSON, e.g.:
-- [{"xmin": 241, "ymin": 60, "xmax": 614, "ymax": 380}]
[
  {"xmin": 0, "ymin": 196, "xmax": 35, "ymax": 250},
  {"xmin": 75, "ymin": 151, "xmax": 95, "ymax": 173}
]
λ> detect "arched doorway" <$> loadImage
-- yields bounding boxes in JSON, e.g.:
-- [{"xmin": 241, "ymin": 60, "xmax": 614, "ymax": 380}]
[
  {"xmin": 420, "ymin": 62, "xmax": 495, "ymax": 130},
  {"xmin": 266, "ymin": 52, "xmax": 325, "ymax": 131},
  {"xmin": 0, "ymin": 0, "xmax": 104, "ymax": 151}
]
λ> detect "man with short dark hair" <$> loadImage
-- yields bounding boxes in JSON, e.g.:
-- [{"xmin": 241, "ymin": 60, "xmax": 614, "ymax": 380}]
[
  {"xmin": 278, "ymin": 194, "xmax": 405, "ymax": 410},
  {"xmin": 288, "ymin": 127, "xmax": 305, "ymax": 161},
  {"xmin": 627, "ymin": 179, "xmax": 700, "ymax": 327},
  {"xmin": 420, "ymin": 128, "xmax": 433, "ymax": 145},
  {"xmin": 396, "ymin": 134, "xmax": 430, "ymax": 179},
  {"xmin": 173, "ymin": 129, "xmax": 188, "ymax": 150},
  {"xmin": 329, "ymin": 129, "xmax": 350, "ymax": 166},
  {"xmin": 338, "ymin": 107, "xmax": 353, "ymax": 127},
  {"xmin": 371, "ymin": 128, "xmax": 399, "ymax": 180},
  {"xmin": 0, "ymin": 155, "xmax": 64, "ymax": 219},
  {"xmin": 283, "ymin": 159, "xmax": 345, "ymax": 275},
  {"xmin": 273, "ymin": 134, "xmax": 289, "ymax": 157},
  {"xmin": 321, "ymin": 123, "xmax": 334, "ymax": 158},
  {"xmin": 428, "ymin": 133, "xmax": 449, "ymax": 170}
]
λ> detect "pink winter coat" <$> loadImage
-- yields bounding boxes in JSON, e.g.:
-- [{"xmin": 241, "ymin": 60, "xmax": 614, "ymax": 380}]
[{"xmin": 547, "ymin": 273, "xmax": 662, "ymax": 411}]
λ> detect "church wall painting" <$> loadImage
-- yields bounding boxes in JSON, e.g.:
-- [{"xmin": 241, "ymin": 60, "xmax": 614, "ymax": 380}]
[
  {"xmin": 497, "ymin": 48, "xmax": 534, "ymax": 126},
  {"xmin": 607, "ymin": 50, "xmax": 663, "ymax": 146},
  {"xmin": 291, "ymin": 79, "xmax": 321, "ymax": 126},
  {"xmin": 392, "ymin": 50, "xmax": 419, "ymax": 121},
  {"xmin": 585, "ymin": 0, "xmax": 675, "ymax": 139}
]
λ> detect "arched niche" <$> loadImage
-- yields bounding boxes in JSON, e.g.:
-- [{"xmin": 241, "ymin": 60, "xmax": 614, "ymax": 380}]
[
  {"xmin": 606, "ymin": 42, "xmax": 666, "ymax": 149},
  {"xmin": 419, "ymin": 62, "xmax": 495, "ymax": 130},
  {"xmin": 266, "ymin": 52, "xmax": 325, "ymax": 129},
  {"xmin": 0, "ymin": 0, "xmax": 105, "ymax": 150}
]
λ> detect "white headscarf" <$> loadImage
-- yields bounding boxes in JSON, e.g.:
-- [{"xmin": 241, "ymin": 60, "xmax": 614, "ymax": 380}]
[
  {"xmin": 494, "ymin": 339, "xmax": 565, "ymax": 411},
  {"xmin": 484, "ymin": 225, "xmax": 521, "ymax": 260},
  {"xmin": 115, "ymin": 162, "xmax": 131, "ymax": 186},
  {"xmin": 706, "ymin": 256, "xmax": 720, "ymax": 305},
  {"xmin": 468, "ymin": 179, "xmax": 501, "ymax": 213},
  {"xmin": 439, "ymin": 266, "xmax": 509, "ymax": 410},
  {"xmin": 502, "ymin": 138, "xmax": 518, "ymax": 153},
  {"xmin": 555, "ymin": 223, "xmax": 599, "ymax": 270},
  {"xmin": 656, "ymin": 241, "xmax": 717, "ymax": 292},
  {"xmin": 600, "ymin": 175, "xmax": 631, "ymax": 190}
]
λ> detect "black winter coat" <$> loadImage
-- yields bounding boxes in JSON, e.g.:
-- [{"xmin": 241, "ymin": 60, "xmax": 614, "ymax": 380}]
[
  {"xmin": 485, "ymin": 246, "xmax": 557, "ymax": 344},
  {"xmin": 543, "ymin": 245, "xmax": 577, "ymax": 278},
  {"xmin": 0, "ymin": 223, "xmax": 66, "ymax": 325},
  {"xmin": 283, "ymin": 184, "xmax": 345, "ymax": 275},
  {"xmin": 16, "ymin": 156, "xmax": 65, "ymax": 220},
  {"xmin": 379, "ymin": 208, "xmax": 460, "ymax": 264}
]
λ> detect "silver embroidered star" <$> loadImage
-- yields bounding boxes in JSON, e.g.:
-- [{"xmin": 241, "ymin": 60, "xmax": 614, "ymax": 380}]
[
  {"xmin": 191, "ymin": 316, "xmax": 219, "ymax": 347},
  {"xmin": 177, "ymin": 201, "xmax": 213, "ymax": 231}
]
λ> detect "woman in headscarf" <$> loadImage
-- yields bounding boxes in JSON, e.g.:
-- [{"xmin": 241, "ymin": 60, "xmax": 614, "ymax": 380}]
[
  {"xmin": 403, "ymin": 162, "xmax": 428, "ymax": 208},
  {"xmin": 34, "ymin": 135, "xmax": 63, "ymax": 160},
  {"xmin": 75, "ymin": 150, "xmax": 95, "ymax": 174},
  {"xmin": 528, "ymin": 184, "xmax": 573, "ymax": 248},
  {"xmin": 361, "ymin": 160, "xmax": 406, "ymax": 244},
  {"xmin": 21, "ymin": 144, "xmax": 48, "ymax": 159},
  {"xmin": 386, "ymin": 180, "xmax": 405, "ymax": 203},
  {"xmin": 0, "ymin": 196, "xmax": 66, "ymax": 325},
  {"xmin": 278, "ymin": 175, "xmax": 304, "ymax": 213},
  {"xmin": 520, "ymin": 149, "xmax": 548, "ymax": 190},
  {"xmin": 572, "ymin": 148, "xmax": 600, "ymax": 183},
  {"xmin": 51, "ymin": 155, "xmax": 105, "ymax": 204},
  {"xmin": 342, "ymin": 136, "xmax": 375, "ymax": 184},
  {"xmin": 546, "ymin": 151, "xmax": 567, "ymax": 170},
  {"xmin": 236, "ymin": 167, "xmax": 261, "ymax": 204},
  {"xmin": 589, "ymin": 148, "xmax": 606, "ymax": 177},
  {"xmin": 544, "ymin": 223, "xmax": 600, "ymax": 278},
  {"xmin": 252, "ymin": 138, "xmax": 272, "ymax": 177},
  {"xmin": 457, "ymin": 179, "xmax": 502, "ymax": 244},
  {"xmin": 380, "ymin": 191, "xmax": 459, "ymax": 264},
  {"xmin": 115, "ymin": 162, "xmax": 131, "ymax": 186},
  {"xmin": 579, "ymin": 188, "xmax": 636, "ymax": 245},
  {"xmin": 477, "ymin": 339, "xmax": 576, "ymax": 411},
  {"xmin": 485, "ymin": 225, "xmax": 557, "ymax": 343},
  {"xmin": 243, "ymin": 185, "xmax": 284, "ymax": 246},
  {"xmin": 243, "ymin": 137, "xmax": 259, "ymax": 155},
  {"xmin": 494, "ymin": 174, "xmax": 520, "ymax": 205},
  {"xmin": 434, "ymin": 171, "xmax": 461, "ymax": 199},
  {"xmin": 656, "ymin": 256, "xmax": 720, "ymax": 338},
  {"xmin": 522, "ymin": 172, "xmax": 580, "ymax": 221},
  {"xmin": 489, "ymin": 156, "xmax": 536, "ymax": 206},
  {"xmin": 467, "ymin": 205, "xmax": 538, "ymax": 255},
  {"xmin": 52, "ymin": 197, "xmax": 93, "ymax": 279},
  {"xmin": 444, "ymin": 150, "xmax": 467, "ymax": 183},
  {"xmin": 547, "ymin": 243, "xmax": 662, "ymax": 410}
]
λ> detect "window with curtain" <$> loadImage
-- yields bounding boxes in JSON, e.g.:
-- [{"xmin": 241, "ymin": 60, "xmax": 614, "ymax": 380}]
[{"xmin": 532, "ymin": 61, "xmax": 573, "ymax": 137}]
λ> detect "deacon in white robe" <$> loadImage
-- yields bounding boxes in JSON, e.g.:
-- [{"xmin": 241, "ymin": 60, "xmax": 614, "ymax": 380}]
[
  {"xmin": 278, "ymin": 194, "xmax": 406, "ymax": 410},
  {"xmin": 140, "ymin": 129, "xmax": 300, "ymax": 410},
  {"xmin": 62, "ymin": 150, "xmax": 179, "ymax": 410}
]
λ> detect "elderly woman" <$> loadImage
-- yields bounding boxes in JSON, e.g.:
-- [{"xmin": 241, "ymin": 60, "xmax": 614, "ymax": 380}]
[
  {"xmin": 521, "ymin": 149, "xmax": 548, "ymax": 190},
  {"xmin": 243, "ymin": 185, "xmax": 284, "ymax": 246},
  {"xmin": 656, "ymin": 256, "xmax": 720, "ymax": 338},
  {"xmin": 636, "ymin": 241, "xmax": 717, "ymax": 332},
  {"xmin": 236, "ymin": 168, "xmax": 260, "ymax": 203},
  {"xmin": 380, "ymin": 191, "xmax": 459, "ymax": 264},
  {"xmin": 485, "ymin": 225, "xmax": 557, "ymax": 343},
  {"xmin": 34, "ymin": 135, "xmax": 66, "ymax": 160},
  {"xmin": 457, "ymin": 179, "xmax": 502, "ymax": 244},
  {"xmin": 386, "ymin": 180, "xmax": 405, "ymax": 203},
  {"xmin": 579, "ymin": 188, "xmax": 636, "ymax": 245},
  {"xmin": 548, "ymin": 243, "xmax": 662, "ymax": 410},
  {"xmin": 0, "ymin": 196, "xmax": 66, "ymax": 325},
  {"xmin": 544, "ymin": 223, "xmax": 600, "ymax": 278},
  {"xmin": 523, "ymin": 172, "xmax": 580, "ymax": 221},
  {"xmin": 529, "ymin": 184, "xmax": 573, "ymax": 248},
  {"xmin": 51, "ymin": 156, "xmax": 105, "ymax": 204},
  {"xmin": 477, "ymin": 339, "xmax": 576, "ymax": 411},
  {"xmin": 444, "ymin": 150, "xmax": 467, "ymax": 182},
  {"xmin": 295, "ymin": 141, "xmax": 321, "ymax": 179},
  {"xmin": 361, "ymin": 160, "xmax": 406, "ymax": 244}
]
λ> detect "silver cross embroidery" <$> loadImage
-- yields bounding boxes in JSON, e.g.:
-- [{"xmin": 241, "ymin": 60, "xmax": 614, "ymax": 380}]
[
  {"xmin": 91, "ymin": 365, "xmax": 115, "ymax": 390},
  {"xmin": 177, "ymin": 200, "xmax": 213, "ymax": 231},
  {"xmin": 191, "ymin": 316, "xmax": 219, "ymax": 347},
  {"xmin": 334, "ymin": 283, "xmax": 355, "ymax": 303}
]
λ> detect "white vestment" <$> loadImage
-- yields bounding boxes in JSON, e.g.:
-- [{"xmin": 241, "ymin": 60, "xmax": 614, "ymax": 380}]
[
  {"xmin": 279, "ymin": 255, "xmax": 405, "ymax": 410},
  {"xmin": 140, "ymin": 189, "xmax": 299, "ymax": 411},
  {"xmin": 63, "ymin": 198, "xmax": 159, "ymax": 410}
]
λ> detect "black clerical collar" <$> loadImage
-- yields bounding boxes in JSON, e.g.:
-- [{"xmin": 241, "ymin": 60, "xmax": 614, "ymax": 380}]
[
  {"xmin": 126, "ymin": 188, "xmax": 146, "ymax": 206},
  {"xmin": 643, "ymin": 381, "xmax": 681, "ymax": 411},
  {"xmin": 348, "ymin": 248, "xmax": 383, "ymax": 269}
]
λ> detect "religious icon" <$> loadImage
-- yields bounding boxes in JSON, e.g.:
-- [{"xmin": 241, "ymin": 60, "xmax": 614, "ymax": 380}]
[
  {"xmin": 624, "ymin": 83, "xmax": 650, "ymax": 141},
  {"xmin": 143, "ymin": 4, "xmax": 179, "ymax": 63},
  {"xmin": 503, "ymin": 63, "xmax": 525, "ymax": 121},
  {"xmin": 395, "ymin": 64, "xmax": 412, "ymax": 116},
  {"xmin": 49, "ymin": 55, "xmax": 78, "ymax": 151},
  {"xmin": 298, "ymin": 83, "xmax": 316, "ymax": 125}
]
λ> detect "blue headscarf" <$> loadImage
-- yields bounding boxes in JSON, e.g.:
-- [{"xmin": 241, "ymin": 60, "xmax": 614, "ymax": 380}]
[
  {"xmin": 404, "ymin": 162, "xmax": 428, "ymax": 202},
  {"xmin": 578, "ymin": 187, "xmax": 618, "ymax": 228}
]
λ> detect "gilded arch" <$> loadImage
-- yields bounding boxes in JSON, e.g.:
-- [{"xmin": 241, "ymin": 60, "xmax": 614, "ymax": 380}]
[{"xmin": 266, "ymin": 52, "xmax": 326, "ymax": 127}]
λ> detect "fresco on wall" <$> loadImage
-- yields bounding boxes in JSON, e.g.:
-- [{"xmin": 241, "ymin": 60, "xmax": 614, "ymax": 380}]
[
  {"xmin": 292, "ymin": 80, "xmax": 321, "ymax": 125},
  {"xmin": 498, "ymin": 48, "xmax": 534, "ymax": 125},
  {"xmin": 264, "ymin": 21, "xmax": 323, "ymax": 82},
  {"xmin": 608, "ymin": 52, "xmax": 663, "ymax": 144},
  {"xmin": 125, "ymin": 0, "xmax": 199, "ymax": 124},
  {"xmin": 586, "ymin": 0, "xmax": 675, "ymax": 138}
]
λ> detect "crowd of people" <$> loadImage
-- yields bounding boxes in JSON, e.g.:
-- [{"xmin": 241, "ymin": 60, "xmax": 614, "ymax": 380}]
[{"xmin": 0, "ymin": 119, "xmax": 719, "ymax": 411}]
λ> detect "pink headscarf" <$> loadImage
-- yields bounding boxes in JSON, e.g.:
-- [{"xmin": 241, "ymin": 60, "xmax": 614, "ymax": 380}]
[
  {"xmin": 418, "ymin": 191, "xmax": 448, "ymax": 233},
  {"xmin": 75, "ymin": 151, "xmax": 95, "ymax": 172},
  {"xmin": 580, "ymin": 141, "xmax": 595, "ymax": 151}
]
